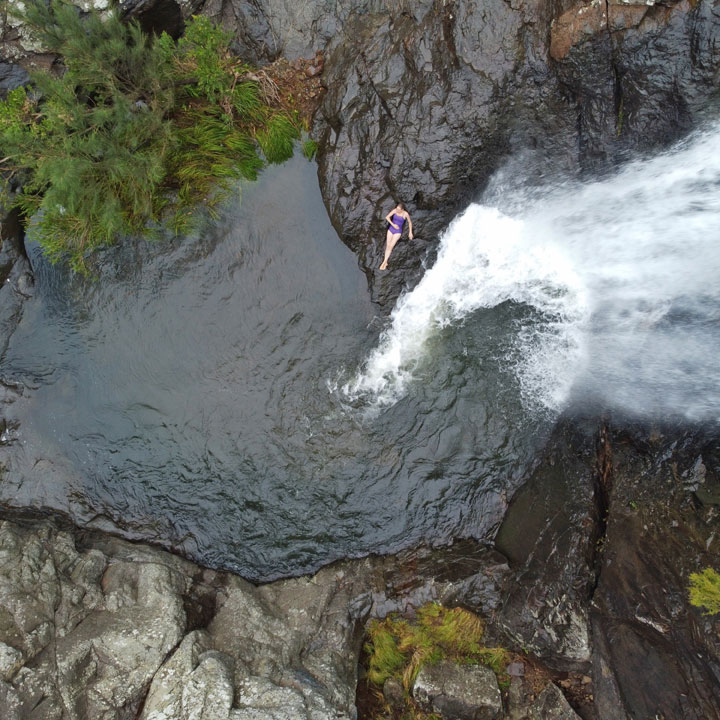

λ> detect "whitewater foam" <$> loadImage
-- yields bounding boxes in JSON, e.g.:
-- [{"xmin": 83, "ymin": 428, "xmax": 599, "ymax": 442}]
[{"xmin": 346, "ymin": 122, "xmax": 720, "ymax": 421}]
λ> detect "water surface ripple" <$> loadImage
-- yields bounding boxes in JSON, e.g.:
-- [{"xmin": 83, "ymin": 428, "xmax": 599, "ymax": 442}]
[{"xmin": 0, "ymin": 155, "xmax": 546, "ymax": 579}]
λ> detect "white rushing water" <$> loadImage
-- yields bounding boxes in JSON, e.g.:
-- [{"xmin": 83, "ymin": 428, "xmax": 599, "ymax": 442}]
[{"xmin": 347, "ymin": 122, "xmax": 720, "ymax": 420}]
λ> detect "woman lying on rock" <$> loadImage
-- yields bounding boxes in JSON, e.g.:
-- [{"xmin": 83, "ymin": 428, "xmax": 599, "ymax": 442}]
[{"xmin": 379, "ymin": 202, "xmax": 414, "ymax": 270}]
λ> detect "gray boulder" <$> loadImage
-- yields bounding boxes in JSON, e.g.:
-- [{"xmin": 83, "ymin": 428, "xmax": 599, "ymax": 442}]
[
  {"xmin": 0, "ymin": 520, "xmax": 188, "ymax": 720},
  {"xmin": 140, "ymin": 631, "xmax": 236, "ymax": 720},
  {"xmin": 413, "ymin": 660, "xmax": 502, "ymax": 720},
  {"xmin": 525, "ymin": 682, "xmax": 581, "ymax": 720}
]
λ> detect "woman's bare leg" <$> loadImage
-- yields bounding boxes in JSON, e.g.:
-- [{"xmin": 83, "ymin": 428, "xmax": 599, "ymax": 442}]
[{"xmin": 379, "ymin": 230, "xmax": 400, "ymax": 270}]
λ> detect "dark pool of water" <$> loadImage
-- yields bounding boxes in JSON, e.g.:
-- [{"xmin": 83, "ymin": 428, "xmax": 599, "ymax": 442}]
[{"xmin": 0, "ymin": 155, "xmax": 551, "ymax": 580}]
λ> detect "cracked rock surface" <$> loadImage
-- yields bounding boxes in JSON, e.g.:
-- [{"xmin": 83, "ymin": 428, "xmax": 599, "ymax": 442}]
[{"xmin": 0, "ymin": 517, "xmax": 512, "ymax": 720}]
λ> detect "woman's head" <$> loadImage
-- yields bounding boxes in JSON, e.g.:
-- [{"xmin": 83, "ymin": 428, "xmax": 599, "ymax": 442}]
[{"xmin": 396, "ymin": 202, "xmax": 405, "ymax": 211}]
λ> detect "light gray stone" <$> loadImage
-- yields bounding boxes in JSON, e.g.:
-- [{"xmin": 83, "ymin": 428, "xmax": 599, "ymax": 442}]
[
  {"xmin": 526, "ymin": 682, "xmax": 582, "ymax": 720},
  {"xmin": 140, "ymin": 630, "xmax": 242, "ymax": 720},
  {"xmin": 233, "ymin": 676, "xmax": 308, "ymax": 719},
  {"xmin": 0, "ymin": 641, "xmax": 23, "ymax": 681},
  {"xmin": 413, "ymin": 660, "xmax": 502, "ymax": 720}
]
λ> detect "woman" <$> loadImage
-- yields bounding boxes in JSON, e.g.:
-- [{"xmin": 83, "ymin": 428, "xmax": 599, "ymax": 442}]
[{"xmin": 379, "ymin": 203, "xmax": 413, "ymax": 270}]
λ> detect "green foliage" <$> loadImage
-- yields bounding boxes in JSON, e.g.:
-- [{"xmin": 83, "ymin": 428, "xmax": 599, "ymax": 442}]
[
  {"xmin": 256, "ymin": 113, "xmax": 297, "ymax": 164},
  {"xmin": 689, "ymin": 568, "xmax": 720, "ymax": 615},
  {"xmin": 365, "ymin": 623, "xmax": 406, "ymax": 687},
  {"xmin": 475, "ymin": 646, "xmax": 510, "ymax": 675},
  {"xmin": 364, "ymin": 603, "xmax": 510, "ymax": 719},
  {"xmin": 302, "ymin": 138, "xmax": 318, "ymax": 161},
  {"xmin": 0, "ymin": 1, "xmax": 301, "ymax": 272}
]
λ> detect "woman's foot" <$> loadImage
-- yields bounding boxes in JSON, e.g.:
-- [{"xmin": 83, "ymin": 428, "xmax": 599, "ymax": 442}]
[{"xmin": 379, "ymin": 261, "xmax": 387, "ymax": 270}]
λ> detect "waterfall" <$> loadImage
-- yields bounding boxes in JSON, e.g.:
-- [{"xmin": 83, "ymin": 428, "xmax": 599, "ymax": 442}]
[{"xmin": 347, "ymin": 123, "xmax": 720, "ymax": 421}]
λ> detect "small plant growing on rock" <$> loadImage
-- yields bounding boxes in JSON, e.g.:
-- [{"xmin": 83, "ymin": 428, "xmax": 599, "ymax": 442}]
[
  {"xmin": 302, "ymin": 139, "xmax": 318, "ymax": 161},
  {"xmin": 689, "ymin": 567, "xmax": 720, "ymax": 615},
  {"xmin": 362, "ymin": 603, "xmax": 509, "ymax": 719}
]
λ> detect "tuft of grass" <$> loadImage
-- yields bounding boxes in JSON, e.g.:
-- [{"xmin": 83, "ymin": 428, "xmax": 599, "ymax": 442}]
[
  {"xmin": 363, "ymin": 602, "xmax": 509, "ymax": 719},
  {"xmin": 365, "ymin": 620, "xmax": 407, "ymax": 687},
  {"xmin": 689, "ymin": 568, "xmax": 720, "ymax": 615},
  {"xmin": 302, "ymin": 138, "xmax": 318, "ymax": 161},
  {"xmin": 256, "ymin": 113, "xmax": 298, "ymax": 164}
]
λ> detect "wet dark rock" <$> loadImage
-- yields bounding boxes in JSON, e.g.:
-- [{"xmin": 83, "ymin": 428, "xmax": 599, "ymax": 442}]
[
  {"xmin": 120, "ymin": 0, "xmax": 191, "ymax": 39},
  {"xmin": 1, "ymin": 420, "xmax": 720, "ymax": 720},
  {"xmin": 313, "ymin": 0, "xmax": 577, "ymax": 305},
  {"xmin": 0, "ymin": 212, "xmax": 30, "ymax": 359},
  {"xmin": 14, "ymin": 273, "xmax": 33, "ymax": 298},
  {"xmin": 370, "ymin": 539, "xmax": 510, "ymax": 619},
  {"xmin": 551, "ymin": 0, "xmax": 720, "ymax": 170},
  {"xmin": 489, "ymin": 418, "xmax": 720, "ymax": 718},
  {"xmin": 492, "ymin": 419, "xmax": 598, "ymax": 671},
  {"xmin": 413, "ymin": 660, "xmax": 502, "ymax": 720},
  {"xmin": 0, "ymin": 62, "xmax": 28, "ymax": 97},
  {"xmin": 589, "ymin": 425, "xmax": 720, "ymax": 720}
]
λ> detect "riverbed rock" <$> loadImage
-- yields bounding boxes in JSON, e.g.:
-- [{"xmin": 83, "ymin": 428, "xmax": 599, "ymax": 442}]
[
  {"xmin": 589, "ymin": 424, "xmax": 720, "ymax": 719},
  {"xmin": 312, "ymin": 0, "xmax": 577, "ymax": 303},
  {"xmin": 0, "ymin": 512, "xmax": 525, "ymax": 720},
  {"xmin": 413, "ymin": 660, "xmax": 503, "ymax": 720},
  {"xmin": 491, "ymin": 418, "xmax": 720, "ymax": 718},
  {"xmin": 308, "ymin": 0, "xmax": 720, "ymax": 304},
  {"xmin": 0, "ymin": 61, "xmax": 28, "ymax": 96},
  {"xmin": 0, "ymin": 517, "xmax": 392, "ymax": 720},
  {"xmin": 492, "ymin": 419, "xmax": 598, "ymax": 670},
  {"xmin": 0, "ymin": 519, "xmax": 188, "ymax": 719},
  {"xmin": 525, "ymin": 681, "xmax": 582, "ymax": 720}
]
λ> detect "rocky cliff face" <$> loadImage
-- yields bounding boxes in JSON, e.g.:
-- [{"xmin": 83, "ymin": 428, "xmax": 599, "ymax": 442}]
[
  {"xmin": 493, "ymin": 418, "xmax": 720, "ymax": 719},
  {"xmin": 200, "ymin": 0, "xmax": 720, "ymax": 301},
  {"xmin": 0, "ymin": 515, "xmax": 518, "ymax": 720},
  {"xmin": 4, "ymin": 0, "xmax": 717, "ymax": 301},
  {"xmin": 0, "ymin": 517, "xmax": 373, "ymax": 720}
]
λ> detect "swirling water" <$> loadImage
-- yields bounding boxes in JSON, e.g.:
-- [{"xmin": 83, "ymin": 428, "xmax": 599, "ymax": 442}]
[
  {"xmin": 0, "ymin": 155, "xmax": 547, "ymax": 579},
  {"xmin": 350, "ymin": 122, "xmax": 720, "ymax": 422},
  {"xmin": 1, "ymin": 124, "xmax": 718, "ymax": 579}
]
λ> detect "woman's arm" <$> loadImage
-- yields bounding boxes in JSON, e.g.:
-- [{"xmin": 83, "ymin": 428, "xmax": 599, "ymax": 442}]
[
  {"xmin": 406, "ymin": 212, "xmax": 414, "ymax": 239},
  {"xmin": 385, "ymin": 211, "xmax": 400, "ymax": 230}
]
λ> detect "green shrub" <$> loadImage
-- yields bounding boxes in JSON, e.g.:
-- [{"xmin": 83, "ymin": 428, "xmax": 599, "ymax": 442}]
[
  {"xmin": 689, "ymin": 567, "xmax": 720, "ymax": 615},
  {"xmin": 0, "ymin": 1, "xmax": 300, "ymax": 272}
]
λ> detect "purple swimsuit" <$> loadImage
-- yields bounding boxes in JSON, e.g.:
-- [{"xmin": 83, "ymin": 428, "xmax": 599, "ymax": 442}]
[{"xmin": 389, "ymin": 213, "xmax": 405, "ymax": 235}]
